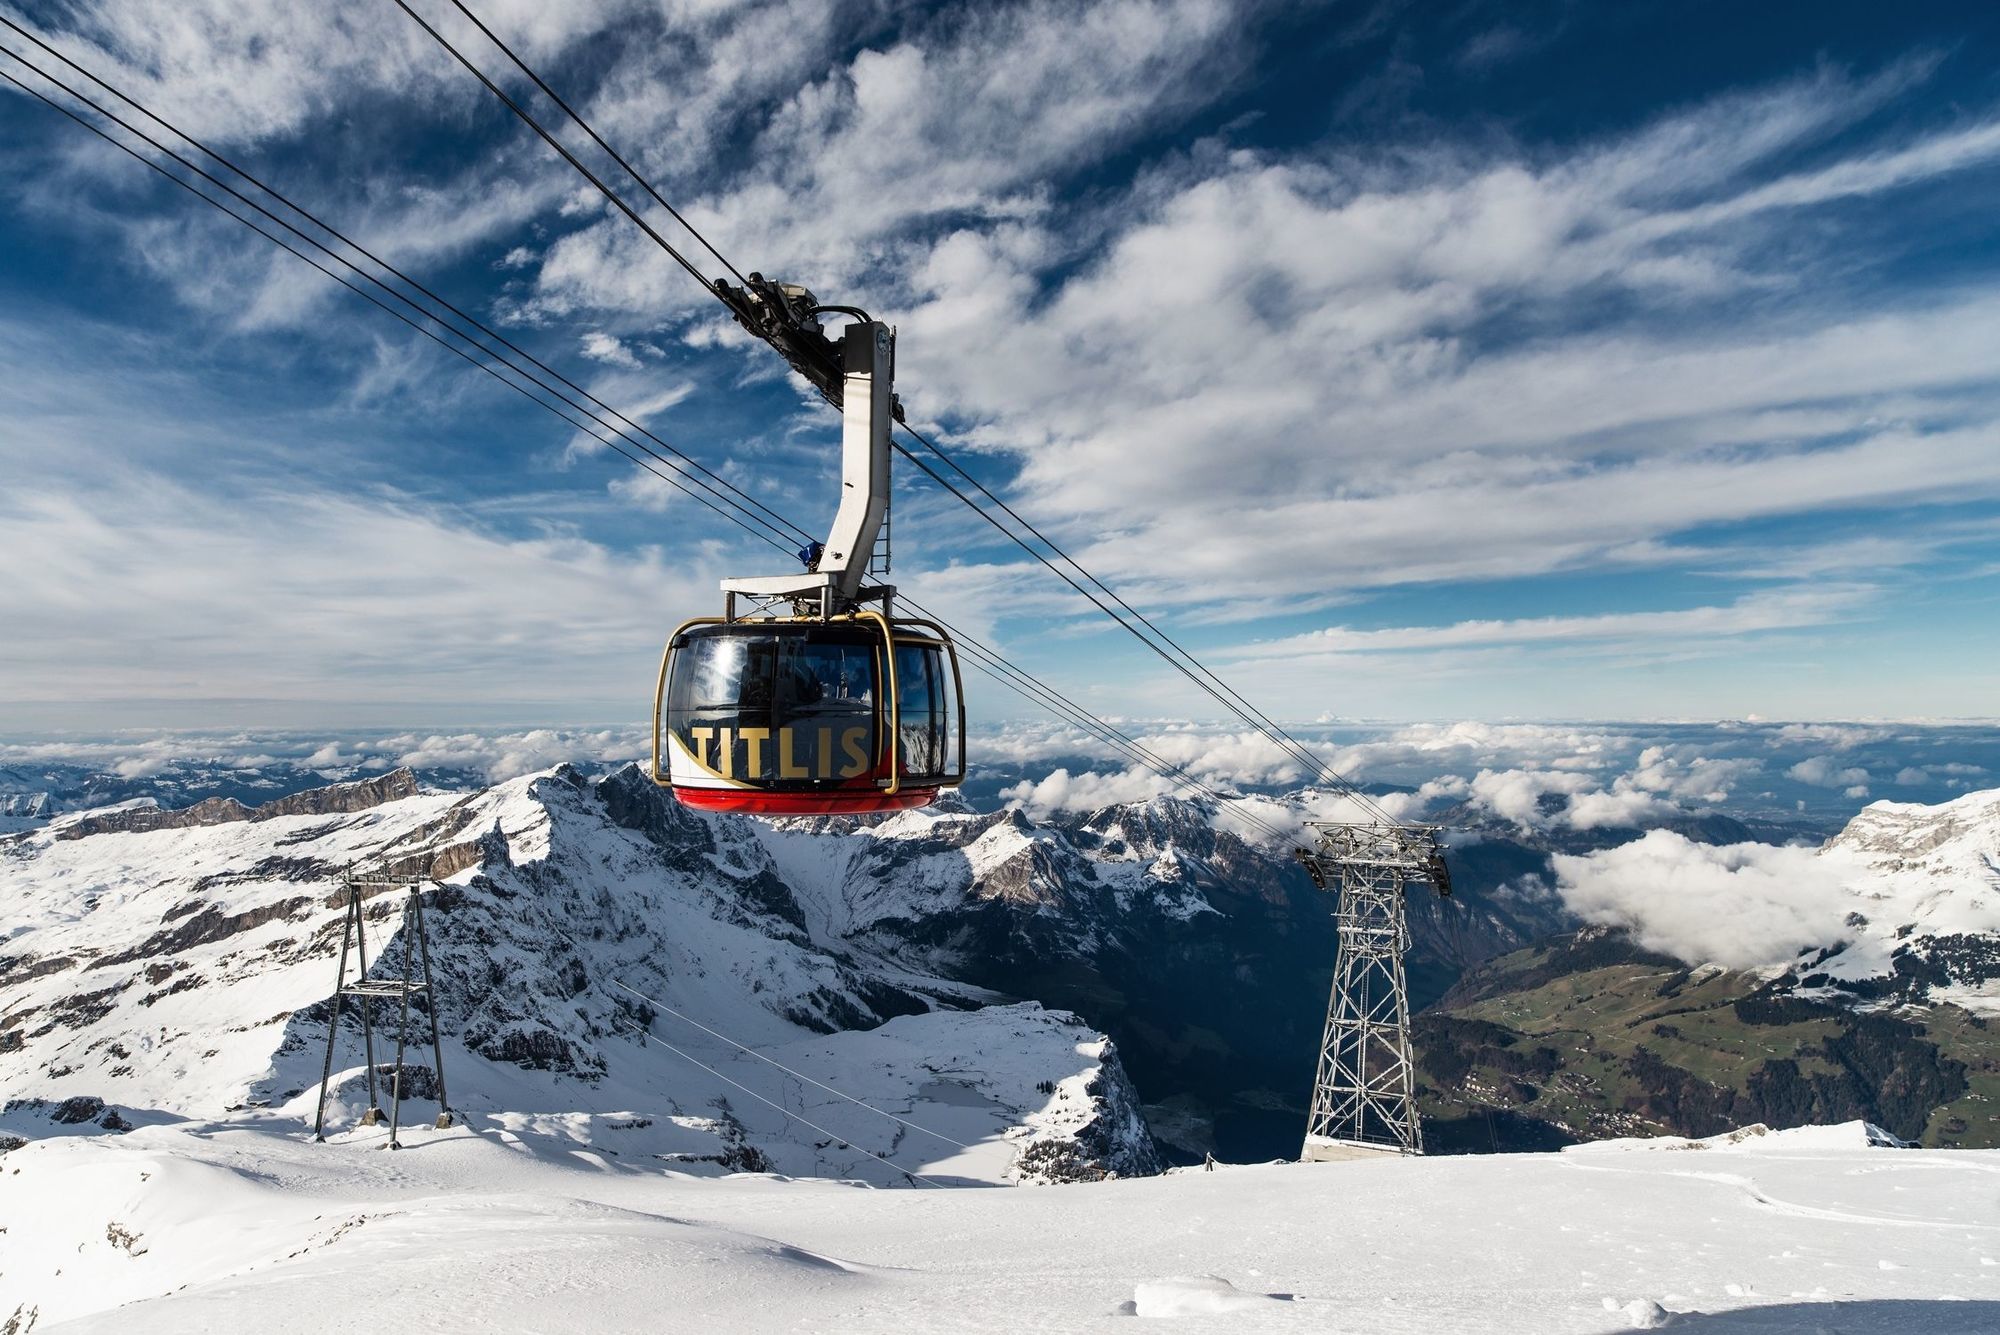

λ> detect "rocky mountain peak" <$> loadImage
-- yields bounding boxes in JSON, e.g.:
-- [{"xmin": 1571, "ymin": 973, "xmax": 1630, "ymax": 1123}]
[
  {"xmin": 1829, "ymin": 788, "xmax": 2000, "ymax": 871},
  {"xmin": 1, "ymin": 764, "xmax": 1164, "ymax": 1184}
]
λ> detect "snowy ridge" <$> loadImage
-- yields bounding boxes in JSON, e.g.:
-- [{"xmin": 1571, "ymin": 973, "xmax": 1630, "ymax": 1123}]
[
  {"xmin": 0, "ymin": 765, "xmax": 1161, "ymax": 1185},
  {"xmin": 1563, "ymin": 1119, "xmax": 1912, "ymax": 1154},
  {"xmin": 1799, "ymin": 789, "xmax": 2000, "ymax": 1011},
  {"xmin": 750, "ymin": 797, "xmax": 1227, "ymax": 989}
]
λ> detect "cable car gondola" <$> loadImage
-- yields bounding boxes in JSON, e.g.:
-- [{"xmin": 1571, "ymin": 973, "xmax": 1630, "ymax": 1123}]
[
  {"xmin": 650, "ymin": 278, "xmax": 965, "ymax": 815},
  {"xmin": 654, "ymin": 611, "xmax": 964, "ymax": 814}
]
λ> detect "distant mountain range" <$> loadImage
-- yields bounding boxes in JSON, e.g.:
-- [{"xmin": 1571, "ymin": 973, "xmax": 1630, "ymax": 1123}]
[{"xmin": 4, "ymin": 760, "xmax": 1996, "ymax": 1168}]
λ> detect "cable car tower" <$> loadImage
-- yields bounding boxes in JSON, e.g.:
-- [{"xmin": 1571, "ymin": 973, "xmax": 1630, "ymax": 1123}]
[
  {"xmin": 651, "ymin": 276, "xmax": 964, "ymax": 815},
  {"xmin": 1295, "ymin": 820, "xmax": 1451, "ymax": 1161}
]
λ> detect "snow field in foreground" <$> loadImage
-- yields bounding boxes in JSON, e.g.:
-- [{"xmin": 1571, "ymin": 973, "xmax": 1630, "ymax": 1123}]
[{"xmin": 4, "ymin": 1121, "xmax": 1998, "ymax": 1333}]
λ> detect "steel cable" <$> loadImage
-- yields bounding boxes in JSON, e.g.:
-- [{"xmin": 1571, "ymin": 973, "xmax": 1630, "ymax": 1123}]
[
  {"xmin": 405, "ymin": 0, "xmax": 1403, "ymax": 826},
  {"xmin": 2, "ymin": 18, "xmax": 1315, "ymax": 838},
  {"xmin": 0, "ymin": 14, "xmax": 813, "ymax": 553},
  {"xmin": 0, "ymin": 54, "xmax": 799, "ymax": 561}
]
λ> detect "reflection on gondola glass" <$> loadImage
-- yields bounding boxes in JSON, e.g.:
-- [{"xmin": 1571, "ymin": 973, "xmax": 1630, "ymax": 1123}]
[
  {"xmin": 897, "ymin": 643, "xmax": 945, "ymax": 777},
  {"xmin": 666, "ymin": 628, "xmax": 879, "ymax": 781}
]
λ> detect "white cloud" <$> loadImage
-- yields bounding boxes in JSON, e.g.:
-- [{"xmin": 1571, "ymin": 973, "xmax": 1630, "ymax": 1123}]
[
  {"xmin": 386, "ymin": 727, "xmax": 647, "ymax": 781},
  {"xmin": 974, "ymin": 719, "xmax": 1778, "ymax": 836},
  {"xmin": 0, "ymin": 727, "xmax": 649, "ymax": 784},
  {"xmin": 1448, "ymin": 744, "xmax": 1763, "ymax": 832},
  {"xmin": 997, "ymin": 758, "xmax": 1427, "ymax": 843},
  {"xmin": 1626, "ymin": 747, "xmax": 1760, "ymax": 804},
  {"xmin": 608, "ymin": 467, "xmax": 683, "ymax": 511},
  {"xmin": 1788, "ymin": 755, "xmax": 1871, "ymax": 790},
  {"xmin": 1000, "ymin": 766, "xmax": 1180, "ymax": 817},
  {"xmin": 1550, "ymin": 832, "xmax": 1862, "ymax": 970},
  {"xmin": 1466, "ymin": 768, "xmax": 1595, "ymax": 829},
  {"xmin": 0, "ymin": 472, "xmax": 713, "ymax": 720},
  {"xmin": 1223, "ymin": 586, "xmax": 1866, "ymax": 663},
  {"xmin": 1773, "ymin": 723, "xmax": 1883, "ymax": 751},
  {"xmin": 580, "ymin": 332, "xmax": 642, "ymax": 368}
]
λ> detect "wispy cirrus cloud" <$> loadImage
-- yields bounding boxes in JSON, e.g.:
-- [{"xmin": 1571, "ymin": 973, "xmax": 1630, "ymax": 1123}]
[{"xmin": 1221, "ymin": 585, "xmax": 1870, "ymax": 661}]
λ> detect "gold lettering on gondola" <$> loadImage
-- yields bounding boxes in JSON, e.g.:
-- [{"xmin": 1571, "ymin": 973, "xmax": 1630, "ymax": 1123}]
[
  {"xmin": 688, "ymin": 727, "xmax": 714, "ymax": 766},
  {"xmin": 778, "ymin": 729, "xmax": 807, "ymax": 780},
  {"xmin": 817, "ymin": 727, "xmax": 833, "ymax": 779},
  {"xmin": 838, "ymin": 726, "xmax": 870, "ymax": 779},
  {"xmin": 716, "ymin": 726, "xmax": 734, "ymax": 778},
  {"xmin": 741, "ymin": 727, "xmax": 771, "ymax": 778}
]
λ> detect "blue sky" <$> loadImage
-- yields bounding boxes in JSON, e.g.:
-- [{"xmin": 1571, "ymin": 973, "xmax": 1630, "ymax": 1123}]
[{"xmin": 3, "ymin": 0, "xmax": 1999, "ymax": 735}]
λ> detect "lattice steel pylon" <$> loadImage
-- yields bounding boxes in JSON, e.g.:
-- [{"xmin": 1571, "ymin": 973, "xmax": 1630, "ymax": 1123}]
[{"xmin": 1296, "ymin": 821, "xmax": 1451, "ymax": 1162}]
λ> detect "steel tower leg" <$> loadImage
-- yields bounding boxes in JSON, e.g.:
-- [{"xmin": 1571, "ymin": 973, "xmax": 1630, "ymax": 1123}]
[
  {"xmin": 383, "ymin": 893, "xmax": 412, "ymax": 1150},
  {"xmin": 412, "ymin": 886, "xmax": 453, "ymax": 1129},
  {"xmin": 352, "ymin": 888, "xmax": 383, "ymax": 1126},
  {"xmin": 312, "ymin": 889, "xmax": 357, "ymax": 1142}
]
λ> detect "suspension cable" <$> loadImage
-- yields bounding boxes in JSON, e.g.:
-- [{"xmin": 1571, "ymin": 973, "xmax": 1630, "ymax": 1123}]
[
  {"xmin": 896, "ymin": 418, "xmax": 1398, "ymax": 821},
  {"xmin": 439, "ymin": 0, "xmax": 751, "ymax": 289},
  {"xmin": 398, "ymin": 0, "xmax": 1402, "ymax": 826},
  {"xmin": 948, "ymin": 637, "xmax": 1292, "ymax": 843},
  {"xmin": 0, "ymin": 14, "xmax": 814, "ymax": 553},
  {"xmin": 901, "ymin": 597, "xmax": 1298, "ymax": 843},
  {"xmin": 612, "ymin": 979, "xmax": 977, "ymax": 1152},
  {"xmin": 3, "ymin": 16, "xmax": 1327, "ymax": 841},
  {"xmin": 615, "ymin": 1019, "xmax": 943, "ymax": 1187},
  {"xmin": 388, "ymin": 0, "xmax": 715, "ymax": 295},
  {"xmin": 890, "ymin": 438, "xmax": 1394, "ymax": 820},
  {"xmin": 0, "ymin": 53, "xmax": 797, "ymax": 561}
]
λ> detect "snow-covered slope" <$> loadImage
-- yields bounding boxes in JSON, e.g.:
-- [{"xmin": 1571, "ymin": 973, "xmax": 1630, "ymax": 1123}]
[
  {"xmin": 1800, "ymin": 788, "xmax": 2000, "ymax": 1010},
  {"xmin": 3, "ymin": 1116, "xmax": 1994, "ymax": 1333},
  {"xmin": 0, "ymin": 766, "xmax": 1158, "ymax": 1185}
]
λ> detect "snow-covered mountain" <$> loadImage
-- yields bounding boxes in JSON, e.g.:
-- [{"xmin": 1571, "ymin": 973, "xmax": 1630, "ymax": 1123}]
[
  {"xmin": 0, "ymin": 765, "xmax": 1164, "ymax": 1184},
  {"xmin": 1798, "ymin": 788, "xmax": 2000, "ymax": 1009},
  {"xmin": 1, "ymin": 756, "xmax": 1601, "ymax": 1168}
]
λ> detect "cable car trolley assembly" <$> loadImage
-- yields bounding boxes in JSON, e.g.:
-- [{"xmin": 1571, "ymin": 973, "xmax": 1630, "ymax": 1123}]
[{"xmin": 652, "ymin": 276, "xmax": 965, "ymax": 815}]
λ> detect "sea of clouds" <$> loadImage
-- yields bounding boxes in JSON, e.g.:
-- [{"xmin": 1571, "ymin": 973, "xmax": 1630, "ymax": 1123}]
[{"xmin": 6, "ymin": 717, "xmax": 1994, "ymax": 970}]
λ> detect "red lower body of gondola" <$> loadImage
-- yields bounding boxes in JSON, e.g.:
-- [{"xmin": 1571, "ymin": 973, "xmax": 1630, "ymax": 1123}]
[{"xmin": 670, "ymin": 786, "xmax": 941, "ymax": 815}]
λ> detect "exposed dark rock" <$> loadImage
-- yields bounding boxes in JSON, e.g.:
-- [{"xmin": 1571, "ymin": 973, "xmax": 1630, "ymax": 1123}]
[
  {"xmin": 474, "ymin": 1024, "xmax": 580, "ymax": 1072},
  {"xmin": 50, "ymin": 1095, "xmax": 105, "ymax": 1124},
  {"xmin": 95, "ymin": 898, "xmax": 313, "ymax": 970},
  {"xmin": 59, "ymin": 769, "xmax": 420, "ymax": 840},
  {"xmin": 0, "ymin": 954, "xmax": 81, "ymax": 989},
  {"xmin": 371, "ymin": 1062, "xmax": 440, "ymax": 1102}
]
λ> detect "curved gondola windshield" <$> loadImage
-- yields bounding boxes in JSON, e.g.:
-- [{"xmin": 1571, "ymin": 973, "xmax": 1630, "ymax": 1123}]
[
  {"xmin": 667, "ymin": 627, "xmax": 879, "ymax": 784},
  {"xmin": 658, "ymin": 619, "xmax": 961, "ymax": 813}
]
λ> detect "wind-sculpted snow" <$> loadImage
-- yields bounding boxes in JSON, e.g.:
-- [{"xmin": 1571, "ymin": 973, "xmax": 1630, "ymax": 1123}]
[
  {"xmin": 4, "ymin": 1115, "xmax": 1995, "ymax": 1334},
  {"xmin": 0, "ymin": 765, "xmax": 1162, "ymax": 1186}
]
